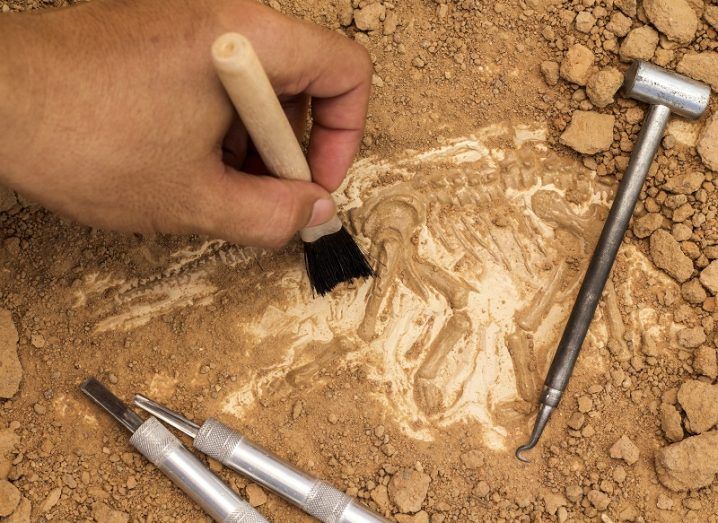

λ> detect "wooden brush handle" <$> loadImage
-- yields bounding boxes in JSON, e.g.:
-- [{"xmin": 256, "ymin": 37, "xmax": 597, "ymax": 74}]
[
  {"xmin": 211, "ymin": 32, "xmax": 342, "ymax": 241},
  {"xmin": 212, "ymin": 32, "xmax": 310, "ymax": 182}
]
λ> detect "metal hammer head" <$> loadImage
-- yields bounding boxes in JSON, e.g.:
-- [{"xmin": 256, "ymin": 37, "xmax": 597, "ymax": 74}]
[{"xmin": 623, "ymin": 61, "xmax": 711, "ymax": 120}]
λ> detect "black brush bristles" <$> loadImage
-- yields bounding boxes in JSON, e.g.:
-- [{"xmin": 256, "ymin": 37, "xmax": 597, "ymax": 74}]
[{"xmin": 303, "ymin": 226, "xmax": 375, "ymax": 295}]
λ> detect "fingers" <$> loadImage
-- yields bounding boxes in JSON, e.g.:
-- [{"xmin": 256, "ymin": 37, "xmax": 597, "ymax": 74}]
[
  {"xmin": 301, "ymin": 35, "xmax": 372, "ymax": 192},
  {"xmin": 225, "ymin": 95, "xmax": 307, "ymax": 176},
  {"xmin": 235, "ymin": 3, "xmax": 372, "ymax": 192},
  {"xmin": 308, "ymin": 95, "xmax": 367, "ymax": 192},
  {"xmin": 221, "ymin": 118, "xmax": 248, "ymax": 170},
  {"xmin": 197, "ymin": 163, "xmax": 335, "ymax": 248},
  {"xmin": 281, "ymin": 93, "xmax": 309, "ymax": 141}
]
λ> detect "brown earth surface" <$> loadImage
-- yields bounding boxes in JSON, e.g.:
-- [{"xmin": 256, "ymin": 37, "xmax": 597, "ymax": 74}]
[{"xmin": 2, "ymin": 0, "xmax": 718, "ymax": 522}]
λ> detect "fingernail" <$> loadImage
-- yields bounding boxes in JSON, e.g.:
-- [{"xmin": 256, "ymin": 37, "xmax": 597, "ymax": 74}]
[{"xmin": 307, "ymin": 198, "xmax": 336, "ymax": 227}]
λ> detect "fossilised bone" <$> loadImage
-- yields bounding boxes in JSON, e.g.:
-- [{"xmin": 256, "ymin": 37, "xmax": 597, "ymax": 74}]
[
  {"xmin": 215, "ymin": 134, "xmax": 616, "ymax": 444},
  {"xmin": 531, "ymin": 189, "xmax": 604, "ymax": 246},
  {"xmin": 604, "ymin": 280, "xmax": 631, "ymax": 361},
  {"xmin": 506, "ymin": 331, "xmax": 540, "ymax": 403},
  {"xmin": 414, "ymin": 311, "xmax": 474, "ymax": 415},
  {"xmin": 517, "ymin": 261, "xmax": 569, "ymax": 333},
  {"xmin": 353, "ymin": 145, "xmax": 611, "ymax": 420},
  {"xmin": 356, "ymin": 185, "xmax": 474, "ymax": 416},
  {"xmin": 507, "ymin": 185, "xmax": 612, "ymax": 405}
]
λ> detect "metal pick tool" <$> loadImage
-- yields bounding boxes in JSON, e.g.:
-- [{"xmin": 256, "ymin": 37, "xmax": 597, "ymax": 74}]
[
  {"xmin": 515, "ymin": 61, "xmax": 711, "ymax": 462},
  {"xmin": 81, "ymin": 378, "xmax": 267, "ymax": 522},
  {"xmin": 134, "ymin": 394, "xmax": 390, "ymax": 523},
  {"xmin": 81, "ymin": 377, "xmax": 144, "ymax": 432}
]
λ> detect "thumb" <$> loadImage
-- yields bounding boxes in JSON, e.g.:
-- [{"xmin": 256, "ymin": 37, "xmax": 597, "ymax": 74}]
[{"xmin": 202, "ymin": 166, "xmax": 335, "ymax": 248}]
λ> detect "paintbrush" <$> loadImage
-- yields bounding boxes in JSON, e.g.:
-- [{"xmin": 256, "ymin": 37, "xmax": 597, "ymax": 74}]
[{"xmin": 211, "ymin": 32, "xmax": 374, "ymax": 295}]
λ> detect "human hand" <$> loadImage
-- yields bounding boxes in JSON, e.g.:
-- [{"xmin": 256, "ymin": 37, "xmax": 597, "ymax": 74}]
[{"xmin": 0, "ymin": 0, "xmax": 371, "ymax": 247}]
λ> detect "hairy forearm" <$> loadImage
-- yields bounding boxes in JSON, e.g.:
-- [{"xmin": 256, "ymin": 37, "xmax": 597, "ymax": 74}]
[
  {"xmin": 0, "ymin": 18, "xmax": 22, "ymax": 123},
  {"xmin": 0, "ymin": 5, "xmax": 121, "ymax": 192},
  {"xmin": 0, "ymin": 13, "xmax": 39, "ymax": 186}
]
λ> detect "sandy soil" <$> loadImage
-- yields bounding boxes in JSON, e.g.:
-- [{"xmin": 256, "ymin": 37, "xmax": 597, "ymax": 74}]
[{"xmin": 1, "ymin": 0, "xmax": 718, "ymax": 522}]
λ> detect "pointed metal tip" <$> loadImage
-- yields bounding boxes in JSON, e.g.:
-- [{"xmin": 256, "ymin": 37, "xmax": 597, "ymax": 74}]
[
  {"xmin": 514, "ymin": 403, "xmax": 555, "ymax": 463},
  {"xmin": 132, "ymin": 394, "xmax": 200, "ymax": 438},
  {"xmin": 515, "ymin": 444, "xmax": 533, "ymax": 463},
  {"xmin": 133, "ymin": 393, "xmax": 150, "ymax": 406}
]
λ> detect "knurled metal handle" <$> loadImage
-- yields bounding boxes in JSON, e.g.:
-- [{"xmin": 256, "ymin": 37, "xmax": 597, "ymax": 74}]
[
  {"xmin": 130, "ymin": 418, "xmax": 267, "ymax": 523},
  {"xmin": 194, "ymin": 417, "xmax": 244, "ymax": 462},
  {"xmin": 194, "ymin": 418, "xmax": 388, "ymax": 523},
  {"xmin": 224, "ymin": 507, "xmax": 268, "ymax": 523},
  {"xmin": 130, "ymin": 416, "xmax": 182, "ymax": 466},
  {"xmin": 303, "ymin": 480, "xmax": 353, "ymax": 523}
]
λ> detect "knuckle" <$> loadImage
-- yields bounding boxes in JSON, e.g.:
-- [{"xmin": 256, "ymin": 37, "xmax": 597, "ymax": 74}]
[{"xmin": 351, "ymin": 42, "xmax": 374, "ymax": 79}]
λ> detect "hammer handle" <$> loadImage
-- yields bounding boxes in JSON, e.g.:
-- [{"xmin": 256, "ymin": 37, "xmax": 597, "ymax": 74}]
[{"xmin": 543, "ymin": 104, "xmax": 672, "ymax": 396}]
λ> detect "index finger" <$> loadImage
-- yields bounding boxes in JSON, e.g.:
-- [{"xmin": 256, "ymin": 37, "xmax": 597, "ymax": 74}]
[
  {"xmin": 239, "ymin": 6, "xmax": 373, "ymax": 192},
  {"xmin": 302, "ymin": 32, "xmax": 372, "ymax": 192}
]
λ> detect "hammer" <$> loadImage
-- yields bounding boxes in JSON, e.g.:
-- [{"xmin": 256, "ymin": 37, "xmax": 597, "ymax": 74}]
[{"xmin": 516, "ymin": 61, "xmax": 711, "ymax": 462}]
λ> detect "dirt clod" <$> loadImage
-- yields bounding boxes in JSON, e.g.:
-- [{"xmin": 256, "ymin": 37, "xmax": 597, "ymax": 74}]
[
  {"xmin": 606, "ymin": 12, "xmax": 632, "ymax": 37},
  {"xmin": 706, "ymin": 5, "xmax": 718, "ymax": 31},
  {"xmin": 354, "ymin": 2, "xmax": 385, "ymax": 32},
  {"xmin": 586, "ymin": 68, "xmax": 623, "ymax": 108},
  {"xmin": 542, "ymin": 492, "xmax": 567, "ymax": 515},
  {"xmin": 650, "ymin": 229, "xmax": 694, "ymax": 283},
  {"xmin": 619, "ymin": 26, "xmax": 659, "ymax": 62},
  {"xmin": 697, "ymin": 113, "xmax": 718, "ymax": 171},
  {"xmin": 459, "ymin": 449, "xmax": 483, "ymax": 469},
  {"xmin": 575, "ymin": 11, "xmax": 596, "ymax": 33},
  {"xmin": 474, "ymin": 481, "xmax": 490, "ymax": 498},
  {"xmin": 245, "ymin": 483, "xmax": 268, "ymax": 507},
  {"xmin": 370, "ymin": 485, "xmax": 390, "ymax": 512},
  {"xmin": 677, "ymin": 380, "xmax": 718, "ymax": 434},
  {"xmin": 655, "ymin": 431, "xmax": 718, "ymax": 491},
  {"xmin": 588, "ymin": 489, "xmax": 611, "ymax": 511},
  {"xmin": 663, "ymin": 171, "xmax": 705, "ymax": 195},
  {"xmin": 388, "ymin": 468, "xmax": 431, "ymax": 513},
  {"xmin": 0, "ymin": 479, "xmax": 20, "ymax": 517},
  {"xmin": 609, "ymin": 435, "xmax": 640, "ymax": 465},
  {"xmin": 660, "ymin": 403, "xmax": 685, "ymax": 443},
  {"xmin": 633, "ymin": 212, "xmax": 663, "ymax": 239},
  {"xmin": 682, "ymin": 278, "xmax": 707, "ymax": 304},
  {"xmin": 677, "ymin": 52, "xmax": 718, "ymax": 91},
  {"xmin": 560, "ymin": 111, "xmax": 614, "ymax": 154},
  {"xmin": 677, "ymin": 326, "xmax": 706, "ymax": 349},
  {"xmin": 693, "ymin": 346, "xmax": 718, "ymax": 379},
  {"xmin": 559, "ymin": 44, "xmax": 594, "ymax": 86},
  {"xmin": 541, "ymin": 61, "xmax": 560, "ymax": 87},
  {"xmin": 643, "ymin": 0, "xmax": 698, "ymax": 44},
  {"xmin": 700, "ymin": 260, "xmax": 718, "ymax": 295}
]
